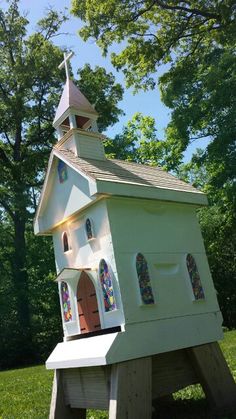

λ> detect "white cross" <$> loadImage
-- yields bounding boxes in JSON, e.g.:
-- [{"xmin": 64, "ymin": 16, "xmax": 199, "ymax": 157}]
[{"xmin": 58, "ymin": 52, "xmax": 74, "ymax": 81}]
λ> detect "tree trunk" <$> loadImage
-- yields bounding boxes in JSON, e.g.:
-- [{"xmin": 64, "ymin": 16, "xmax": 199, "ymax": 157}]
[{"xmin": 12, "ymin": 204, "xmax": 33, "ymax": 362}]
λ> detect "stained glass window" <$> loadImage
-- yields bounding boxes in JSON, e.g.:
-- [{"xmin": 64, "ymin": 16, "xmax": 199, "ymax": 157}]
[
  {"xmin": 62, "ymin": 232, "xmax": 69, "ymax": 252},
  {"xmin": 136, "ymin": 253, "xmax": 155, "ymax": 305},
  {"xmin": 99, "ymin": 259, "xmax": 117, "ymax": 312},
  {"xmin": 57, "ymin": 160, "xmax": 68, "ymax": 183},
  {"xmin": 186, "ymin": 254, "xmax": 205, "ymax": 300},
  {"xmin": 85, "ymin": 218, "xmax": 94, "ymax": 240},
  {"xmin": 61, "ymin": 281, "xmax": 73, "ymax": 322}
]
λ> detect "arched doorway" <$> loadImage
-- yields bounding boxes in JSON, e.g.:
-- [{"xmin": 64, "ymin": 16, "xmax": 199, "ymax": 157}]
[{"xmin": 77, "ymin": 271, "xmax": 101, "ymax": 334}]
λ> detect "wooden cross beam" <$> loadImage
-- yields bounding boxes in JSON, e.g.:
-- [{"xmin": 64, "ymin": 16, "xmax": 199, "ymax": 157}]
[{"xmin": 58, "ymin": 52, "xmax": 74, "ymax": 81}]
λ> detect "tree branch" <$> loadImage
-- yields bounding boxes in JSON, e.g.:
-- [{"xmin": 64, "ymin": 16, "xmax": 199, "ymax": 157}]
[
  {"xmin": 0, "ymin": 82, "xmax": 10, "ymax": 101},
  {"xmin": 4, "ymin": 132, "xmax": 14, "ymax": 149},
  {"xmin": 0, "ymin": 199, "xmax": 15, "ymax": 221},
  {"xmin": 0, "ymin": 146, "xmax": 12, "ymax": 168},
  {"xmin": 185, "ymin": 35, "xmax": 204, "ymax": 59},
  {"xmin": 153, "ymin": 0, "xmax": 220, "ymax": 21},
  {"xmin": 129, "ymin": 1, "xmax": 157, "ymax": 22}
]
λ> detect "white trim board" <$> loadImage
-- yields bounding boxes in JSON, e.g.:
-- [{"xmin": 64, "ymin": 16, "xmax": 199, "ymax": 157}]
[{"xmin": 46, "ymin": 311, "xmax": 223, "ymax": 369}]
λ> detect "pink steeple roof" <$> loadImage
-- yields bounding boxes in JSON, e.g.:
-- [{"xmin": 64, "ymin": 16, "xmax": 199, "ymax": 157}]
[{"xmin": 53, "ymin": 79, "xmax": 98, "ymax": 125}]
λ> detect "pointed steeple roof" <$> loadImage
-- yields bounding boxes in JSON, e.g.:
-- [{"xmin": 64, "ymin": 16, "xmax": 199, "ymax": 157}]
[{"xmin": 53, "ymin": 79, "xmax": 98, "ymax": 127}]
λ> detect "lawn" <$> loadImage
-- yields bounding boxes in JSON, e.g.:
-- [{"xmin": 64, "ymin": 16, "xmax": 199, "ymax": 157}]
[{"xmin": 0, "ymin": 331, "xmax": 235, "ymax": 419}]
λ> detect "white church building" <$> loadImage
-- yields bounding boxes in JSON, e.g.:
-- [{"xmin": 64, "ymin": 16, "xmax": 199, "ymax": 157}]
[{"xmin": 34, "ymin": 54, "xmax": 223, "ymax": 370}]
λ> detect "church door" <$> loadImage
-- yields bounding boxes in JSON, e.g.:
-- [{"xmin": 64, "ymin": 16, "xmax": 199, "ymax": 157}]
[{"xmin": 77, "ymin": 271, "xmax": 101, "ymax": 334}]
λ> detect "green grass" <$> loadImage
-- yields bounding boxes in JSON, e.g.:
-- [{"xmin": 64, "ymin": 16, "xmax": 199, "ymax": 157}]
[
  {"xmin": 0, "ymin": 331, "xmax": 235, "ymax": 419},
  {"xmin": 0, "ymin": 365, "xmax": 53, "ymax": 419}
]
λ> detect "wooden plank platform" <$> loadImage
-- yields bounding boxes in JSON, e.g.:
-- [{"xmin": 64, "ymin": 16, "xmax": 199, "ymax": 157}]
[{"xmin": 50, "ymin": 342, "xmax": 236, "ymax": 418}]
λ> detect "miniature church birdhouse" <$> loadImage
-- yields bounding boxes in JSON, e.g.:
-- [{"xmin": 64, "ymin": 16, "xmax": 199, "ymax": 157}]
[
  {"xmin": 34, "ymin": 53, "xmax": 236, "ymax": 418},
  {"xmin": 34, "ymin": 52, "xmax": 224, "ymax": 369}
]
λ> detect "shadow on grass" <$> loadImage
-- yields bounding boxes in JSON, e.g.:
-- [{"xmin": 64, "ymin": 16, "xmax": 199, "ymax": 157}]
[{"xmin": 153, "ymin": 398, "xmax": 236, "ymax": 419}]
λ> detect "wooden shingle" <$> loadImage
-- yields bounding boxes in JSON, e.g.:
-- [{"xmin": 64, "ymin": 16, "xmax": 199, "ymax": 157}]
[{"xmin": 56, "ymin": 148, "xmax": 202, "ymax": 194}]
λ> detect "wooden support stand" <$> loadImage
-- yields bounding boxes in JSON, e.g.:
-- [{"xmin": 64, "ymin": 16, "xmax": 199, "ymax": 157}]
[
  {"xmin": 188, "ymin": 342, "xmax": 236, "ymax": 414},
  {"xmin": 109, "ymin": 358, "xmax": 152, "ymax": 419},
  {"xmin": 49, "ymin": 370, "xmax": 86, "ymax": 419},
  {"xmin": 49, "ymin": 342, "xmax": 236, "ymax": 418}
]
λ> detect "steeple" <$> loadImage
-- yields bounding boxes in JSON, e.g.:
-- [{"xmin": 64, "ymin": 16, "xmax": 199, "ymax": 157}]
[
  {"xmin": 53, "ymin": 52, "xmax": 105, "ymax": 161},
  {"xmin": 54, "ymin": 52, "xmax": 99, "ymax": 140}
]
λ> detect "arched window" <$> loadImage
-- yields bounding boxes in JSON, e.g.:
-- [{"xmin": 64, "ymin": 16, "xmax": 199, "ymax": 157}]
[
  {"xmin": 61, "ymin": 282, "xmax": 73, "ymax": 322},
  {"xmin": 186, "ymin": 254, "xmax": 205, "ymax": 300},
  {"xmin": 136, "ymin": 253, "xmax": 155, "ymax": 305},
  {"xmin": 62, "ymin": 232, "xmax": 69, "ymax": 252},
  {"xmin": 57, "ymin": 159, "xmax": 68, "ymax": 183},
  {"xmin": 99, "ymin": 259, "xmax": 117, "ymax": 312},
  {"xmin": 85, "ymin": 218, "xmax": 94, "ymax": 240}
]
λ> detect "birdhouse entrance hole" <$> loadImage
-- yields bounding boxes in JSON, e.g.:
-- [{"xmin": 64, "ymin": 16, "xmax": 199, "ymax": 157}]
[{"xmin": 77, "ymin": 271, "xmax": 101, "ymax": 334}]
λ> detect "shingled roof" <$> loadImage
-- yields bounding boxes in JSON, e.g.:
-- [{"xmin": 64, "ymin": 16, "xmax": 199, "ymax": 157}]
[{"xmin": 56, "ymin": 148, "xmax": 201, "ymax": 194}]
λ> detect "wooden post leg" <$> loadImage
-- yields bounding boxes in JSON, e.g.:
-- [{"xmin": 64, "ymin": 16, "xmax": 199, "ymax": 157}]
[
  {"xmin": 188, "ymin": 342, "xmax": 236, "ymax": 414},
  {"xmin": 49, "ymin": 370, "xmax": 86, "ymax": 419},
  {"xmin": 109, "ymin": 357, "xmax": 152, "ymax": 419}
]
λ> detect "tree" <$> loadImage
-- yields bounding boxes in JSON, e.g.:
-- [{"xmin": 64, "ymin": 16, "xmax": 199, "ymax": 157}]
[
  {"xmin": 178, "ymin": 152, "xmax": 236, "ymax": 328},
  {"xmin": 105, "ymin": 112, "xmax": 168, "ymax": 166},
  {"xmin": 71, "ymin": 1, "xmax": 235, "ymax": 89},
  {"xmin": 0, "ymin": 1, "xmax": 67, "ymax": 362},
  {"xmin": 71, "ymin": 0, "xmax": 235, "ymax": 173},
  {"xmin": 0, "ymin": 1, "xmax": 125, "ymax": 367},
  {"xmin": 77, "ymin": 64, "xmax": 124, "ymax": 132},
  {"xmin": 159, "ymin": 42, "xmax": 236, "ymax": 179}
]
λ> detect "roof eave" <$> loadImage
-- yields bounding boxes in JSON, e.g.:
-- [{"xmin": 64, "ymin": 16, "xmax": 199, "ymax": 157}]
[
  {"xmin": 95, "ymin": 179, "xmax": 208, "ymax": 206},
  {"xmin": 34, "ymin": 193, "xmax": 105, "ymax": 236}
]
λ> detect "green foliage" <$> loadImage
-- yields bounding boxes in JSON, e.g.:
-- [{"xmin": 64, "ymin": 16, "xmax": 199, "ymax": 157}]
[
  {"xmin": 198, "ymin": 205, "xmax": 236, "ymax": 329},
  {"xmin": 71, "ymin": 1, "xmax": 235, "ymax": 89},
  {"xmin": 77, "ymin": 64, "xmax": 124, "ymax": 132},
  {"xmin": 178, "ymin": 153, "xmax": 236, "ymax": 328},
  {"xmin": 160, "ymin": 46, "xmax": 236, "ymax": 175},
  {"xmin": 26, "ymin": 230, "xmax": 62, "ymax": 363},
  {"xmin": 0, "ymin": 0, "xmax": 67, "ymax": 366},
  {"xmin": 105, "ymin": 112, "xmax": 168, "ymax": 166},
  {"xmin": 72, "ymin": 0, "xmax": 236, "ymax": 177},
  {"xmin": 0, "ymin": 331, "xmax": 235, "ymax": 418},
  {"xmin": 0, "ymin": 222, "xmax": 62, "ymax": 370},
  {"xmin": 0, "ymin": 1, "xmax": 125, "ymax": 369}
]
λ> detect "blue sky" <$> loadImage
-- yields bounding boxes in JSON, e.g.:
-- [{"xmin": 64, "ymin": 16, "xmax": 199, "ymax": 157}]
[{"xmin": 2, "ymin": 0, "xmax": 207, "ymax": 161}]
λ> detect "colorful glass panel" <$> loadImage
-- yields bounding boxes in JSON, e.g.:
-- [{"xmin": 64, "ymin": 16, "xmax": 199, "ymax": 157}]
[
  {"xmin": 99, "ymin": 259, "xmax": 117, "ymax": 312},
  {"xmin": 61, "ymin": 281, "xmax": 72, "ymax": 322},
  {"xmin": 85, "ymin": 218, "xmax": 94, "ymax": 240},
  {"xmin": 63, "ymin": 232, "xmax": 69, "ymax": 252},
  {"xmin": 57, "ymin": 160, "xmax": 68, "ymax": 183},
  {"xmin": 186, "ymin": 254, "xmax": 205, "ymax": 300},
  {"xmin": 136, "ymin": 253, "xmax": 155, "ymax": 304}
]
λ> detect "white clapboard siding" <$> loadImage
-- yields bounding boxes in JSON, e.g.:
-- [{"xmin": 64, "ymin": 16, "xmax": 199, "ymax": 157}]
[
  {"xmin": 62, "ymin": 366, "xmax": 110, "ymax": 409},
  {"xmin": 76, "ymin": 134, "xmax": 105, "ymax": 160}
]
